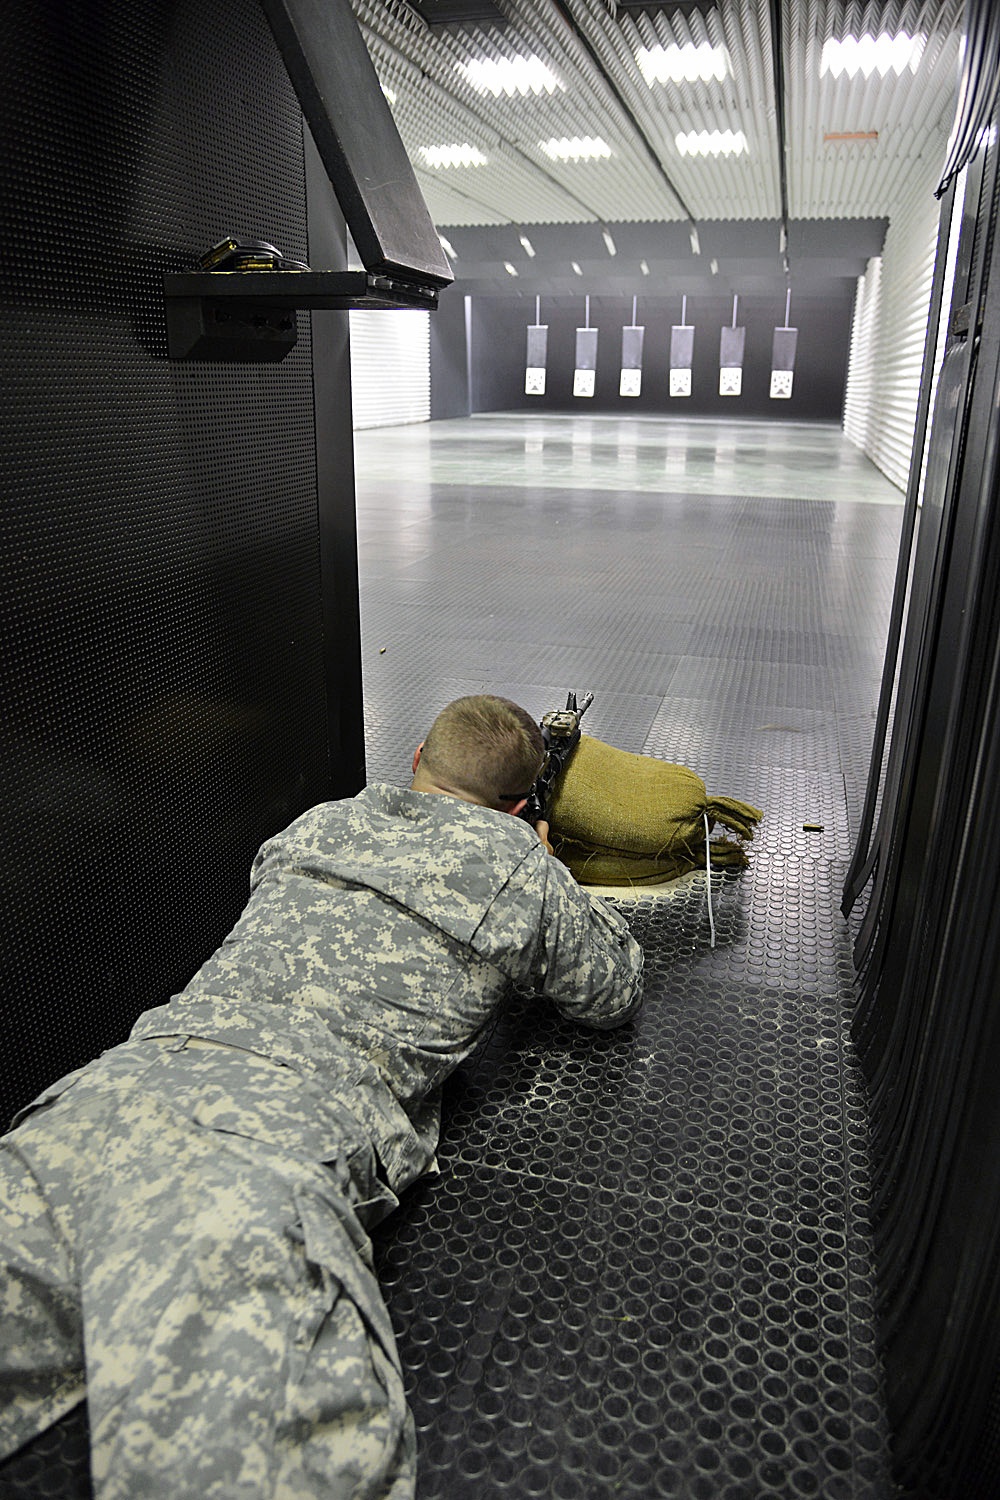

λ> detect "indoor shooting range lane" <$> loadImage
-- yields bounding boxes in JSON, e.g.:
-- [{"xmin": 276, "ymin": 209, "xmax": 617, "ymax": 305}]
[
  {"xmin": 359, "ymin": 413, "xmax": 900, "ymax": 1500},
  {"xmin": 0, "ymin": 415, "xmax": 899, "ymax": 1500}
]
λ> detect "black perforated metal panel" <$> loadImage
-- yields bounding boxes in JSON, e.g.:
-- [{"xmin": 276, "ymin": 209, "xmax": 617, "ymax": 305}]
[{"xmin": 0, "ymin": 0, "xmax": 338, "ymax": 1121}]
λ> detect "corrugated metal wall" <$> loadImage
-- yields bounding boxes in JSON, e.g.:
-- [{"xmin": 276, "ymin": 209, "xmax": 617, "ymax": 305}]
[
  {"xmin": 349, "ymin": 309, "xmax": 430, "ymax": 429},
  {"xmin": 843, "ymin": 182, "xmax": 943, "ymax": 490},
  {"xmin": 843, "ymin": 255, "xmax": 882, "ymax": 465}
]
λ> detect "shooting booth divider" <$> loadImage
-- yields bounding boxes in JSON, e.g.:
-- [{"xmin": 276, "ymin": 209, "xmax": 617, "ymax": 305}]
[
  {"xmin": 574, "ymin": 297, "xmax": 597, "ymax": 398},
  {"xmin": 840, "ymin": 21, "xmax": 1000, "ymax": 1485},
  {"xmin": 620, "ymin": 297, "xmax": 644, "ymax": 397},
  {"xmin": 670, "ymin": 296, "xmax": 694, "ymax": 397},
  {"xmin": 0, "ymin": 1, "xmax": 449, "ymax": 1485},
  {"xmin": 258, "ymin": 0, "xmax": 451, "ymax": 288},
  {"xmin": 719, "ymin": 294, "xmax": 745, "ymax": 396},
  {"xmin": 525, "ymin": 295, "xmax": 547, "ymax": 395}
]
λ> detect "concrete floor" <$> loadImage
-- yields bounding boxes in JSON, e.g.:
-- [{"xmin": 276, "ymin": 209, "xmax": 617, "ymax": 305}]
[
  {"xmin": 353, "ymin": 415, "xmax": 902, "ymax": 803},
  {"xmin": 353, "ymin": 413, "xmax": 904, "ymax": 504},
  {"xmin": 353, "ymin": 413, "xmax": 902, "ymax": 1500}
]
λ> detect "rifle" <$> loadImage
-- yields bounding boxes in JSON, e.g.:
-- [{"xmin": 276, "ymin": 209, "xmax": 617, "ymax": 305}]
[{"xmin": 520, "ymin": 691, "xmax": 594, "ymax": 824}]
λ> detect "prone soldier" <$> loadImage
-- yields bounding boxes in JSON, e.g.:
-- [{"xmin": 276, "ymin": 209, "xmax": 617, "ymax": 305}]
[{"xmin": 0, "ymin": 694, "xmax": 642, "ymax": 1499}]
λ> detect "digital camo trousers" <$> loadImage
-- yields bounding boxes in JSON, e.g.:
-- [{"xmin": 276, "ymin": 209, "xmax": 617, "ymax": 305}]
[{"xmin": 0, "ymin": 1038, "xmax": 416, "ymax": 1499}]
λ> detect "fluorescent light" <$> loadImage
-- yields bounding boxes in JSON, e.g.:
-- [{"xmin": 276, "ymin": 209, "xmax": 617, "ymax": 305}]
[
  {"xmin": 519, "ymin": 233, "xmax": 536, "ymax": 257},
  {"xmin": 541, "ymin": 137, "xmax": 613, "ymax": 163},
  {"xmin": 504, "ymin": 261, "xmax": 519, "ymax": 277},
  {"xmin": 689, "ymin": 226, "xmax": 701, "ymax": 255},
  {"xmin": 381, "ymin": 83, "xmax": 397, "ymax": 105},
  {"xmin": 438, "ymin": 235, "xmax": 457, "ymax": 259},
  {"xmin": 821, "ymin": 32, "xmax": 926, "ymax": 79},
  {"xmin": 602, "ymin": 228, "xmax": 617, "ymax": 256},
  {"xmin": 571, "ymin": 262, "xmax": 583, "ymax": 276},
  {"xmin": 676, "ymin": 130, "xmax": 748, "ymax": 158},
  {"xmin": 419, "ymin": 143, "xmax": 488, "ymax": 169},
  {"xmin": 710, "ymin": 258, "xmax": 719, "ymax": 274},
  {"xmin": 459, "ymin": 55, "xmax": 562, "ymax": 97},
  {"xmin": 640, "ymin": 259, "xmax": 650, "ymax": 276},
  {"xmin": 637, "ymin": 42, "xmax": 729, "ymax": 85}
]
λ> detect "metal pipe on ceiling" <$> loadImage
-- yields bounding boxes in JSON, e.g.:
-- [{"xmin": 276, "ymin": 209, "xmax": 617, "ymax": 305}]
[{"xmin": 548, "ymin": 0, "xmax": 701, "ymax": 230}]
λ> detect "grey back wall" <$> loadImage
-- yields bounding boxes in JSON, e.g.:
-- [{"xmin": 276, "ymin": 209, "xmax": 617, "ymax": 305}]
[{"xmin": 432, "ymin": 290, "xmax": 854, "ymax": 421}]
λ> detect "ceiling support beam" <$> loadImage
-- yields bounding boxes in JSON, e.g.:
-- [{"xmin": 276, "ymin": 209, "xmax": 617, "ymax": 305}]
[{"xmin": 548, "ymin": 0, "xmax": 700, "ymax": 229}]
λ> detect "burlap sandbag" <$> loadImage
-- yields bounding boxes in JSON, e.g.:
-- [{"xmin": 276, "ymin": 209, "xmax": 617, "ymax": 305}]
[{"xmin": 548, "ymin": 734, "xmax": 763, "ymax": 886}]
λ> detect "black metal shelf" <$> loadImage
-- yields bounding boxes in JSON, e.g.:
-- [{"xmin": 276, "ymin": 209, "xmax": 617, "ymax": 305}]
[
  {"xmin": 163, "ymin": 269, "xmax": 441, "ymax": 360},
  {"xmin": 164, "ymin": 268, "xmax": 441, "ymax": 309}
]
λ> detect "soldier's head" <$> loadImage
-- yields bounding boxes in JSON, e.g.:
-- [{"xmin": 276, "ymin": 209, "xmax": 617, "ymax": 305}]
[{"xmin": 411, "ymin": 695, "xmax": 544, "ymax": 813}]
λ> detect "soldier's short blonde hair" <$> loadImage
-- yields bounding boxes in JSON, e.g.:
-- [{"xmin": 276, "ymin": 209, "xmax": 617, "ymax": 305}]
[{"xmin": 421, "ymin": 695, "xmax": 544, "ymax": 808}]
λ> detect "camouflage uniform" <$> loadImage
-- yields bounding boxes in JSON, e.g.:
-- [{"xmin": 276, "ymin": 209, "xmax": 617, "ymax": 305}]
[{"xmin": 0, "ymin": 784, "xmax": 643, "ymax": 1497}]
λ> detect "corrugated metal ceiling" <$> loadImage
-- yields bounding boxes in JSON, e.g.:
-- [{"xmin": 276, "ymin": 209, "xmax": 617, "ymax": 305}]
[{"xmin": 350, "ymin": 0, "xmax": 964, "ymax": 294}]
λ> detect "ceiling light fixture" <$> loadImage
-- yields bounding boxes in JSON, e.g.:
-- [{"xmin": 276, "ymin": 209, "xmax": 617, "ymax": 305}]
[
  {"xmin": 381, "ymin": 83, "xmax": 397, "ymax": 105},
  {"xmin": 571, "ymin": 261, "xmax": 583, "ymax": 276},
  {"xmin": 821, "ymin": 32, "xmax": 926, "ymax": 79},
  {"xmin": 439, "ymin": 234, "xmax": 457, "ymax": 259},
  {"xmin": 637, "ymin": 42, "xmax": 730, "ymax": 86},
  {"xmin": 676, "ymin": 130, "xmax": 748, "ymax": 158},
  {"xmin": 459, "ymin": 56, "xmax": 562, "ymax": 97},
  {"xmin": 602, "ymin": 228, "xmax": 617, "ymax": 256},
  {"xmin": 519, "ymin": 233, "xmax": 536, "ymax": 257},
  {"xmin": 541, "ymin": 136, "xmax": 613, "ymax": 163},
  {"xmin": 419, "ymin": 143, "xmax": 488, "ymax": 169},
  {"xmin": 640, "ymin": 260, "xmax": 650, "ymax": 276},
  {"xmin": 689, "ymin": 226, "xmax": 701, "ymax": 255},
  {"xmin": 504, "ymin": 261, "xmax": 519, "ymax": 276}
]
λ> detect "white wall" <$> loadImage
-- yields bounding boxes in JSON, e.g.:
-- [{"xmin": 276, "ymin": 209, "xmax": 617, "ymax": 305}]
[
  {"xmin": 843, "ymin": 183, "xmax": 946, "ymax": 492},
  {"xmin": 840, "ymin": 161, "xmax": 971, "ymax": 498},
  {"xmin": 349, "ymin": 309, "xmax": 430, "ymax": 430}
]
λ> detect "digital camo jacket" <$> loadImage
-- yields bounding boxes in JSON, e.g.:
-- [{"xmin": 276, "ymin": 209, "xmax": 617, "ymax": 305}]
[{"xmin": 131, "ymin": 784, "xmax": 644, "ymax": 1192}]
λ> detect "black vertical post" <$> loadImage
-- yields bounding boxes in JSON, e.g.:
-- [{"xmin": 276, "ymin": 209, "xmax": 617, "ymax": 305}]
[
  {"xmin": 465, "ymin": 294, "xmax": 474, "ymax": 416},
  {"xmin": 304, "ymin": 125, "xmax": 367, "ymax": 797}
]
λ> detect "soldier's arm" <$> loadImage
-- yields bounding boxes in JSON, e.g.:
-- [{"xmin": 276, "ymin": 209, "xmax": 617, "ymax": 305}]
[{"xmin": 529, "ymin": 850, "xmax": 644, "ymax": 1030}]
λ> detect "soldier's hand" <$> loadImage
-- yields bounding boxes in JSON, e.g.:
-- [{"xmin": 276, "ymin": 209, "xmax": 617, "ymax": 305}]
[{"xmin": 535, "ymin": 820, "xmax": 554, "ymax": 855}]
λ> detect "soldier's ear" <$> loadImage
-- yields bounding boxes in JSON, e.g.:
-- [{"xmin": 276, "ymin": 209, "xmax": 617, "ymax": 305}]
[{"xmin": 412, "ymin": 742, "xmax": 424, "ymax": 775}]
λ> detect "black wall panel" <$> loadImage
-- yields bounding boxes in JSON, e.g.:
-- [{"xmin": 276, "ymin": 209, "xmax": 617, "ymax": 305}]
[
  {"xmin": 0, "ymin": 1, "xmax": 357, "ymax": 1121},
  {"xmin": 461, "ymin": 293, "xmax": 853, "ymax": 420}
]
